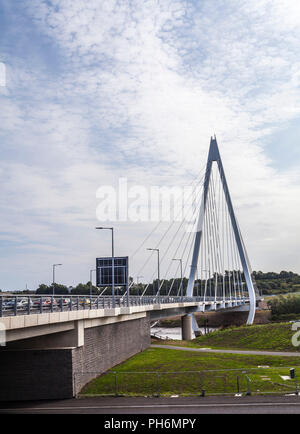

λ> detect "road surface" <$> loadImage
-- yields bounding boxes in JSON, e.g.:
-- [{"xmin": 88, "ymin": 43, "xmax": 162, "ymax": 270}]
[{"xmin": 1, "ymin": 395, "xmax": 300, "ymax": 414}]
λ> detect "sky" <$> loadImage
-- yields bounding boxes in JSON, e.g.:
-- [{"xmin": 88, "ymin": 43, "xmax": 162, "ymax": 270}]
[{"xmin": 0, "ymin": 0, "xmax": 300, "ymax": 291}]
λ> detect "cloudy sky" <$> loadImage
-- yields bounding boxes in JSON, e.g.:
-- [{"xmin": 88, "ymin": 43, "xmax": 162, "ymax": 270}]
[{"xmin": 1, "ymin": 0, "xmax": 300, "ymax": 291}]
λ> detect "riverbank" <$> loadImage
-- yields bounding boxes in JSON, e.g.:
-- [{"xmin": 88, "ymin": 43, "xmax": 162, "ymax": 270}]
[
  {"xmin": 151, "ymin": 325, "xmax": 217, "ymax": 340},
  {"xmin": 159, "ymin": 309, "xmax": 271, "ymax": 328},
  {"xmin": 154, "ymin": 322, "xmax": 300, "ymax": 353}
]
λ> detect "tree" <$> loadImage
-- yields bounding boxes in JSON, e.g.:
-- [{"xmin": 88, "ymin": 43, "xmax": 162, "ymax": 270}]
[
  {"xmin": 36, "ymin": 284, "xmax": 51, "ymax": 294},
  {"xmin": 36, "ymin": 283, "xmax": 69, "ymax": 295},
  {"xmin": 71, "ymin": 282, "xmax": 99, "ymax": 295}
]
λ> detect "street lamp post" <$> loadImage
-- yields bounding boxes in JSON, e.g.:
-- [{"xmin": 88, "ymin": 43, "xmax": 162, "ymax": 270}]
[
  {"xmin": 96, "ymin": 227, "xmax": 115, "ymax": 307},
  {"xmin": 90, "ymin": 269, "xmax": 96, "ymax": 298},
  {"xmin": 137, "ymin": 275, "xmax": 144, "ymax": 296},
  {"xmin": 202, "ymin": 269, "xmax": 209, "ymax": 299},
  {"xmin": 137, "ymin": 276, "xmax": 143, "ymax": 284},
  {"xmin": 172, "ymin": 258, "xmax": 183, "ymax": 297},
  {"xmin": 52, "ymin": 264, "xmax": 62, "ymax": 296},
  {"xmin": 147, "ymin": 248, "xmax": 160, "ymax": 296},
  {"xmin": 228, "ymin": 271, "xmax": 232, "ymax": 301}
]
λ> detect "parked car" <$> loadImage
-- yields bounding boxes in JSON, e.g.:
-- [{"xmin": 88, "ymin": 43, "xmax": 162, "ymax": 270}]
[
  {"xmin": 17, "ymin": 298, "xmax": 33, "ymax": 308},
  {"xmin": 80, "ymin": 298, "xmax": 91, "ymax": 306},
  {"xmin": 2, "ymin": 299, "xmax": 16, "ymax": 309},
  {"xmin": 33, "ymin": 297, "xmax": 57, "ymax": 307},
  {"xmin": 2, "ymin": 298, "xmax": 33, "ymax": 309},
  {"xmin": 61, "ymin": 298, "xmax": 71, "ymax": 306}
]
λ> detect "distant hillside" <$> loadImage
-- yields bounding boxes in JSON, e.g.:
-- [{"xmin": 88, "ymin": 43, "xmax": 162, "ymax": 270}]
[{"xmin": 253, "ymin": 271, "xmax": 300, "ymax": 295}]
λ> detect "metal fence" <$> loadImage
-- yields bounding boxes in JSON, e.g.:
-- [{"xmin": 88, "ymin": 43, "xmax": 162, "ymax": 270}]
[
  {"xmin": 76, "ymin": 367, "xmax": 300, "ymax": 398},
  {"xmin": 0, "ymin": 294, "xmax": 247, "ymax": 317}
]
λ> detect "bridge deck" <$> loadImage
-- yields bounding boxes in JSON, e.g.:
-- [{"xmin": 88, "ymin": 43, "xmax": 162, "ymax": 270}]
[{"xmin": 0, "ymin": 295, "xmax": 249, "ymax": 343}]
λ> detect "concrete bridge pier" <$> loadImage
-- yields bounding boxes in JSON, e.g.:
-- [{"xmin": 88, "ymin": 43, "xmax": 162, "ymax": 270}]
[
  {"xmin": 181, "ymin": 314, "xmax": 193, "ymax": 340},
  {"xmin": 0, "ymin": 314, "xmax": 151, "ymax": 401}
]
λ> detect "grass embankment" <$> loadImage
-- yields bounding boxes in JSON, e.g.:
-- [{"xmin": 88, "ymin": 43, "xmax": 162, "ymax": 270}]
[
  {"xmin": 81, "ymin": 347, "xmax": 300, "ymax": 397},
  {"xmin": 194, "ymin": 322, "xmax": 299, "ymax": 352},
  {"xmin": 154, "ymin": 322, "xmax": 300, "ymax": 352}
]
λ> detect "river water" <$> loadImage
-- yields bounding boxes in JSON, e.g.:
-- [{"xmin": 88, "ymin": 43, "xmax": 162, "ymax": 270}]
[{"xmin": 151, "ymin": 326, "xmax": 216, "ymax": 340}]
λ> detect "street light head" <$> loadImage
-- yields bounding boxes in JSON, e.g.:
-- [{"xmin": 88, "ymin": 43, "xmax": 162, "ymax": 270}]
[{"xmin": 95, "ymin": 226, "xmax": 113, "ymax": 230}]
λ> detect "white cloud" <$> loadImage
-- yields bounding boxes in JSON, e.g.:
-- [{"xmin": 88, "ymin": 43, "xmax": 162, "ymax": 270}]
[{"xmin": 1, "ymin": 0, "xmax": 300, "ymax": 289}]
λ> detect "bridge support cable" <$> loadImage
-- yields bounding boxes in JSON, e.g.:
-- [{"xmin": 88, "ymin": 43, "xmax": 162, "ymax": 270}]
[
  {"xmin": 233, "ymin": 225, "xmax": 243, "ymax": 299},
  {"xmin": 212, "ymin": 170, "xmax": 225, "ymax": 300},
  {"xmin": 157, "ymin": 225, "xmax": 196, "ymax": 296},
  {"xmin": 130, "ymin": 165, "xmax": 206, "ymax": 279},
  {"xmin": 142, "ymin": 188, "xmax": 201, "ymax": 296},
  {"xmin": 99, "ymin": 286, "xmax": 108, "ymax": 296},
  {"xmin": 139, "ymin": 173, "xmax": 205, "ymax": 296},
  {"xmin": 202, "ymin": 205, "xmax": 208, "ymax": 302},
  {"xmin": 131, "ymin": 170, "xmax": 206, "ymax": 296},
  {"xmin": 175, "ymin": 230, "xmax": 197, "ymax": 297},
  {"xmin": 186, "ymin": 137, "xmax": 256, "ymax": 326},
  {"xmin": 155, "ymin": 176, "xmax": 204, "ymax": 296},
  {"xmin": 165, "ymin": 185, "xmax": 203, "ymax": 297},
  {"xmin": 130, "ymin": 164, "xmax": 206, "ymax": 261},
  {"xmin": 210, "ymin": 170, "xmax": 224, "ymax": 301},
  {"xmin": 156, "ymin": 183, "xmax": 203, "ymax": 296},
  {"xmin": 237, "ymin": 220, "xmax": 260, "ymax": 298}
]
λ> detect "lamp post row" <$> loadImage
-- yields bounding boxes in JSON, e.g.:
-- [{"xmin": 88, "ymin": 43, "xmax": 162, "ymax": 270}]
[
  {"xmin": 95, "ymin": 226, "xmax": 115, "ymax": 306},
  {"xmin": 51, "ymin": 230, "xmax": 183, "ymax": 299},
  {"xmin": 52, "ymin": 265, "xmax": 97, "ymax": 297},
  {"xmin": 172, "ymin": 258, "xmax": 183, "ymax": 297},
  {"xmin": 52, "ymin": 263, "xmax": 62, "ymax": 296},
  {"xmin": 147, "ymin": 248, "xmax": 160, "ymax": 295},
  {"xmin": 52, "ymin": 227, "xmax": 115, "ymax": 303}
]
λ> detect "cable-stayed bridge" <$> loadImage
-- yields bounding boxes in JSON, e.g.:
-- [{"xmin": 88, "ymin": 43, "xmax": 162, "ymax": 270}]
[
  {"xmin": 0, "ymin": 137, "xmax": 259, "ymax": 401},
  {"xmin": 126, "ymin": 135, "xmax": 258, "ymax": 326}
]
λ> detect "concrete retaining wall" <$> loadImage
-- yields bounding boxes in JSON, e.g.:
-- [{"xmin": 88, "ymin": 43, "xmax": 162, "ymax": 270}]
[
  {"xmin": 0, "ymin": 315, "xmax": 150, "ymax": 401},
  {"xmin": 0, "ymin": 348, "xmax": 73, "ymax": 401},
  {"xmin": 72, "ymin": 315, "xmax": 150, "ymax": 395}
]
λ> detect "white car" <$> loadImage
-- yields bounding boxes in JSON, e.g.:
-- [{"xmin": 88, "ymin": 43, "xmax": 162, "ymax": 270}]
[{"xmin": 3, "ymin": 298, "xmax": 32, "ymax": 309}]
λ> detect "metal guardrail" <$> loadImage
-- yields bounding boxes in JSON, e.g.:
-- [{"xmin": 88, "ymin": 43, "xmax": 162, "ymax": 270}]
[
  {"xmin": 76, "ymin": 366, "xmax": 300, "ymax": 398},
  {"xmin": 0, "ymin": 294, "xmax": 248, "ymax": 317}
]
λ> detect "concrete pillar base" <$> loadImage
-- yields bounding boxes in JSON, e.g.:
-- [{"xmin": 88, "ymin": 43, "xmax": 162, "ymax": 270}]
[
  {"xmin": 0, "ymin": 316, "xmax": 151, "ymax": 401},
  {"xmin": 181, "ymin": 314, "xmax": 193, "ymax": 340}
]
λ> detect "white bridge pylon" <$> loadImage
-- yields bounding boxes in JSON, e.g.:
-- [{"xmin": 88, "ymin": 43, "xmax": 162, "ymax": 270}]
[{"xmin": 186, "ymin": 136, "xmax": 256, "ymax": 325}]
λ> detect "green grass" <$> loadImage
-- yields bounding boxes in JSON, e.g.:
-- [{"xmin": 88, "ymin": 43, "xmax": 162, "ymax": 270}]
[
  {"xmin": 81, "ymin": 347, "xmax": 300, "ymax": 397},
  {"xmin": 189, "ymin": 323, "xmax": 299, "ymax": 352},
  {"xmin": 151, "ymin": 322, "xmax": 300, "ymax": 352}
]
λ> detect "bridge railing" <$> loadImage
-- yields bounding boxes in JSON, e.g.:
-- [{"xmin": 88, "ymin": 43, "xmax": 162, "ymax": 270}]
[{"xmin": 0, "ymin": 294, "xmax": 247, "ymax": 317}]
